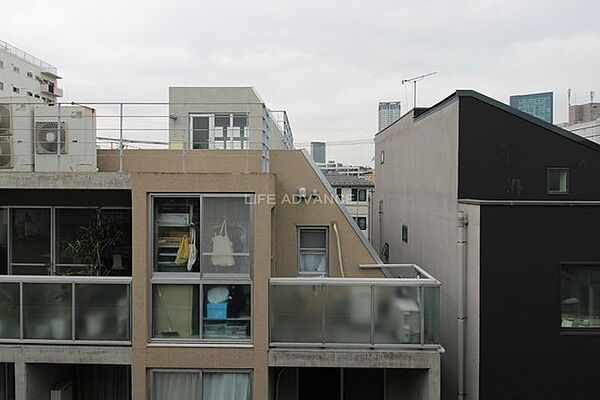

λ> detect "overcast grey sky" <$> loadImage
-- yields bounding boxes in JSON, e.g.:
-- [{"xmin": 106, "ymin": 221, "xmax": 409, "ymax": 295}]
[{"xmin": 3, "ymin": 0, "xmax": 599, "ymax": 165}]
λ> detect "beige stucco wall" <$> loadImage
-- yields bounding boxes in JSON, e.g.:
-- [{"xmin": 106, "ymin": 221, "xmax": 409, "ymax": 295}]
[{"xmin": 98, "ymin": 148, "xmax": 382, "ymax": 399}]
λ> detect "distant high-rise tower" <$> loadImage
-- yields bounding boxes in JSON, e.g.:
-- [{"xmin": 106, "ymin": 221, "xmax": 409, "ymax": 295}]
[
  {"xmin": 509, "ymin": 92, "xmax": 553, "ymax": 124},
  {"xmin": 378, "ymin": 101, "xmax": 401, "ymax": 131},
  {"xmin": 310, "ymin": 141, "xmax": 326, "ymax": 163}
]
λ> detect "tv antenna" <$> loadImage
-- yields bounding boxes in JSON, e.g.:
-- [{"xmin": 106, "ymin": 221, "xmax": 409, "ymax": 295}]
[{"xmin": 402, "ymin": 72, "xmax": 437, "ymax": 109}]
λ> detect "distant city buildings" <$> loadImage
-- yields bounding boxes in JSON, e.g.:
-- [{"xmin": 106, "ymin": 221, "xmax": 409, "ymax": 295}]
[
  {"xmin": 0, "ymin": 39, "xmax": 62, "ymax": 104},
  {"xmin": 325, "ymin": 173, "xmax": 374, "ymax": 240},
  {"xmin": 378, "ymin": 101, "xmax": 401, "ymax": 131},
  {"xmin": 559, "ymin": 101, "xmax": 600, "ymax": 145},
  {"xmin": 310, "ymin": 141, "xmax": 326, "ymax": 163},
  {"xmin": 509, "ymin": 92, "xmax": 553, "ymax": 123}
]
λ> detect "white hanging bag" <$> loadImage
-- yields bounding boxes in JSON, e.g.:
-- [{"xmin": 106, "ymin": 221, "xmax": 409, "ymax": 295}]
[{"xmin": 211, "ymin": 219, "xmax": 235, "ymax": 267}]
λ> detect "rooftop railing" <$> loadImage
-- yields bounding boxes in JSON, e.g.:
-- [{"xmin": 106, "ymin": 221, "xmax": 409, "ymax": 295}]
[
  {"xmin": 269, "ymin": 265, "xmax": 441, "ymax": 349},
  {"xmin": 0, "ymin": 276, "xmax": 131, "ymax": 345},
  {"xmin": 0, "ymin": 102, "xmax": 295, "ymax": 173},
  {"xmin": 0, "ymin": 40, "xmax": 58, "ymax": 74}
]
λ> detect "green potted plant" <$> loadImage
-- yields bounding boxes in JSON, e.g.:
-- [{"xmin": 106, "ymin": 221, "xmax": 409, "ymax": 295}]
[{"xmin": 63, "ymin": 213, "xmax": 123, "ymax": 276}]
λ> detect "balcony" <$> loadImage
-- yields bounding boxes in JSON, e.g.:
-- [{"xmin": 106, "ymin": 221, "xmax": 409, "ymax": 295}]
[
  {"xmin": 269, "ymin": 265, "xmax": 440, "ymax": 349},
  {"xmin": 40, "ymin": 81, "xmax": 63, "ymax": 97},
  {"xmin": 0, "ymin": 276, "xmax": 130, "ymax": 344}
]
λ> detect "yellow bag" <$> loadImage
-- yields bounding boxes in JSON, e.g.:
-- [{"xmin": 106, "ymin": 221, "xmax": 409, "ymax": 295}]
[{"xmin": 175, "ymin": 235, "xmax": 190, "ymax": 266}]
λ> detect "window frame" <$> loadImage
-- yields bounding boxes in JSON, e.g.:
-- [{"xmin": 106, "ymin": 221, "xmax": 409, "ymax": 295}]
[
  {"xmin": 149, "ymin": 193, "xmax": 254, "ymax": 344},
  {"xmin": 297, "ymin": 226, "xmax": 329, "ymax": 276},
  {"xmin": 559, "ymin": 262, "xmax": 600, "ymax": 335},
  {"xmin": 189, "ymin": 113, "xmax": 250, "ymax": 150},
  {"xmin": 149, "ymin": 369, "xmax": 252, "ymax": 400},
  {"xmin": 546, "ymin": 167, "xmax": 569, "ymax": 195},
  {"xmin": 3, "ymin": 206, "xmax": 132, "ymax": 276}
]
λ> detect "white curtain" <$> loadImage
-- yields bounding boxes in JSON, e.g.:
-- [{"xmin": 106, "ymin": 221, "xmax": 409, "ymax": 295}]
[
  {"xmin": 153, "ymin": 372, "xmax": 200, "ymax": 400},
  {"xmin": 203, "ymin": 373, "xmax": 251, "ymax": 400},
  {"xmin": 299, "ymin": 253, "xmax": 327, "ymax": 273}
]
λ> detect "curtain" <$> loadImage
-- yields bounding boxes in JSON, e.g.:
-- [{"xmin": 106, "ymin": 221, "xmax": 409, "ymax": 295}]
[
  {"xmin": 75, "ymin": 365, "xmax": 131, "ymax": 400},
  {"xmin": 299, "ymin": 253, "xmax": 326, "ymax": 273},
  {"xmin": 203, "ymin": 373, "xmax": 251, "ymax": 400},
  {"xmin": 153, "ymin": 372, "xmax": 200, "ymax": 400}
]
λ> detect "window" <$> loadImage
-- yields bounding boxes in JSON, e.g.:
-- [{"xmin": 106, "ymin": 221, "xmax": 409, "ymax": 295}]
[
  {"xmin": 27, "ymin": 72, "xmax": 33, "ymax": 78},
  {"xmin": 11, "ymin": 87, "xmax": 19, "ymax": 94},
  {"xmin": 190, "ymin": 114, "xmax": 249, "ymax": 150},
  {"xmin": 547, "ymin": 168, "xmax": 569, "ymax": 194},
  {"xmin": 298, "ymin": 368, "xmax": 384, "ymax": 400},
  {"xmin": 560, "ymin": 264, "xmax": 600, "ymax": 330},
  {"xmin": 380, "ymin": 150, "xmax": 385, "ymax": 164},
  {"xmin": 150, "ymin": 194, "xmax": 252, "ymax": 342},
  {"xmin": 12, "ymin": 66, "xmax": 19, "ymax": 73},
  {"xmin": 0, "ymin": 363, "xmax": 15, "ymax": 400},
  {"xmin": 401, "ymin": 224, "xmax": 408, "ymax": 243},
  {"xmin": 336, "ymin": 188, "xmax": 343, "ymax": 201},
  {"xmin": 298, "ymin": 227, "xmax": 328, "ymax": 275},
  {"xmin": 151, "ymin": 370, "xmax": 251, "ymax": 400},
  {"xmin": 0, "ymin": 82, "xmax": 3, "ymax": 91},
  {"xmin": 4, "ymin": 207, "xmax": 132, "ymax": 276},
  {"xmin": 351, "ymin": 188, "xmax": 367, "ymax": 202},
  {"xmin": 353, "ymin": 216, "xmax": 367, "ymax": 231}
]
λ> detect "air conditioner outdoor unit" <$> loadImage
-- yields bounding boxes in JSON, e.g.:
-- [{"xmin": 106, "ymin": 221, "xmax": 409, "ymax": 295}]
[
  {"xmin": 0, "ymin": 97, "xmax": 41, "ymax": 171},
  {"xmin": 50, "ymin": 381, "xmax": 73, "ymax": 400},
  {"xmin": 33, "ymin": 105, "xmax": 97, "ymax": 172}
]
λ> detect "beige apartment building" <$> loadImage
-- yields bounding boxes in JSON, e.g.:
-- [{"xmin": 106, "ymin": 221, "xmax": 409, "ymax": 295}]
[{"xmin": 0, "ymin": 92, "xmax": 441, "ymax": 400}]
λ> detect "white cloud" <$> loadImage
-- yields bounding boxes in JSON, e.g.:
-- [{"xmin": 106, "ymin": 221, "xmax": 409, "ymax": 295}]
[{"xmin": 2, "ymin": 0, "xmax": 599, "ymax": 165}]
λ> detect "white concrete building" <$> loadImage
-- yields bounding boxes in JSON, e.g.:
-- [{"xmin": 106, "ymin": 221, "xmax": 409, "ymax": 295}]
[
  {"xmin": 0, "ymin": 40, "xmax": 62, "ymax": 104},
  {"xmin": 325, "ymin": 173, "xmax": 374, "ymax": 240}
]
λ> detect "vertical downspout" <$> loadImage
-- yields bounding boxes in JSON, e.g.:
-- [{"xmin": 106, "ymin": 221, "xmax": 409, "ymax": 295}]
[{"xmin": 457, "ymin": 211, "xmax": 468, "ymax": 400}]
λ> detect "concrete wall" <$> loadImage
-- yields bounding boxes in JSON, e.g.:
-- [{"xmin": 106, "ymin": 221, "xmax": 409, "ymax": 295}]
[
  {"xmin": 374, "ymin": 102, "xmax": 460, "ymax": 400},
  {"xmin": 167, "ymin": 87, "xmax": 285, "ymax": 150}
]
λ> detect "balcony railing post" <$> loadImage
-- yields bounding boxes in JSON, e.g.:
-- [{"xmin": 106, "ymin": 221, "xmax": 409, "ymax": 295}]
[
  {"xmin": 370, "ymin": 284, "xmax": 375, "ymax": 346},
  {"xmin": 71, "ymin": 282, "xmax": 76, "ymax": 341},
  {"xmin": 420, "ymin": 286, "xmax": 425, "ymax": 346},
  {"xmin": 19, "ymin": 281, "xmax": 23, "ymax": 340},
  {"xmin": 320, "ymin": 283, "xmax": 326, "ymax": 346}
]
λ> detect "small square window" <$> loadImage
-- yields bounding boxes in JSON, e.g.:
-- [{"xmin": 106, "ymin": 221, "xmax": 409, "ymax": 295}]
[
  {"xmin": 401, "ymin": 224, "xmax": 408, "ymax": 243},
  {"xmin": 351, "ymin": 188, "xmax": 367, "ymax": 202},
  {"xmin": 298, "ymin": 227, "xmax": 328, "ymax": 275},
  {"xmin": 27, "ymin": 72, "xmax": 33, "ymax": 78},
  {"xmin": 12, "ymin": 66, "xmax": 19, "ymax": 73},
  {"xmin": 560, "ymin": 264, "xmax": 600, "ymax": 330},
  {"xmin": 547, "ymin": 168, "xmax": 569, "ymax": 194},
  {"xmin": 380, "ymin": 150, "xmax": 385, "ymax": 164},
  {"xmin": 336, "ymin": 188, "xmax": 343, "ymax": 201},
  {"xmin": 12, "ymin": 87, "xmax": 19, "ymax": 94}
]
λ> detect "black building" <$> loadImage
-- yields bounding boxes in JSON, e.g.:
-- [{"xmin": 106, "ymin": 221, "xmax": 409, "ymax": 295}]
[{"xmin": 374, "ymin": 90, "xmax": 600, "ymax": 400}]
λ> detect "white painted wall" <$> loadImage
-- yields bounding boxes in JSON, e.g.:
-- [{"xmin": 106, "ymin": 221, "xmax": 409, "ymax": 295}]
[{"xmin": 0, "ymin": 47, "xmax": 60, "ymax": 103}]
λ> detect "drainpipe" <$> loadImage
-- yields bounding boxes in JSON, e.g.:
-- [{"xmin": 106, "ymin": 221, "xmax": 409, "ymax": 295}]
[
  {"xmin": 457, "ymin": 211, "xmax": 468, "ymax": 400},
  {"xmin": 331, "ymin": 221, "xmax": 345, "ymax": 278}
]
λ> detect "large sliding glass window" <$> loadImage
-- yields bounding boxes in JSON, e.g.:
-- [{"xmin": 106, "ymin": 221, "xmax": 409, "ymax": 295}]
[
  {"xmin": 2, "ymin": 207, "xmax": 132, "ymax": 276},
  {"xmin": 151, "ymin": 370, "xmax": 251, "ymax": 400},
  {"xmin": 151, "ymin": 194, "xmax": 252, "ymax": 342},
  {"xmin": 190, "ymin": 114, "xmax": 249, "ymax": 150},
  {"xmin": 11, "ymin": 208, "xmax": 51, "ymax": 275}
]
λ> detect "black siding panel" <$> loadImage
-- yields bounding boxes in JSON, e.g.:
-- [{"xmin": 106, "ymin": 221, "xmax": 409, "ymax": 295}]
[
  {"xmin": 458, "ymin": 97, "xmax": 600, "ymax": 200},
  {"xmin": 479, "ymin": 205, "xmax": 600, "ymax": 399}
]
